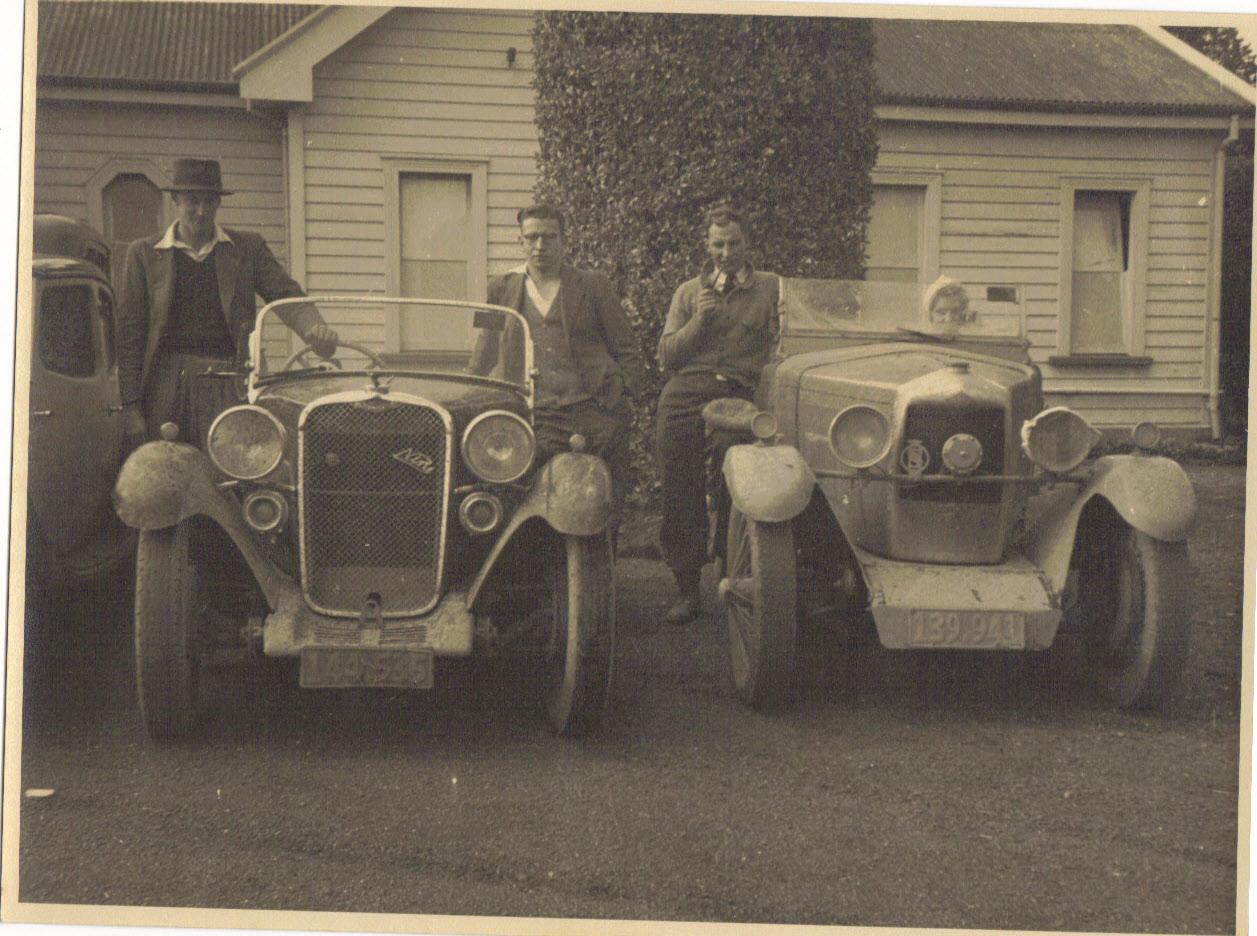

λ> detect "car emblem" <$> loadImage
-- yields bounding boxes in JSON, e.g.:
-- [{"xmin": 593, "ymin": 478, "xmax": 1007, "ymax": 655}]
[
  {"xmin": 392, "ymin": 447, "xmax": 435, "ymax": 474},
  {"xmin": 900, "ymin": 439, "xmax": 930, "ymax": 476}
]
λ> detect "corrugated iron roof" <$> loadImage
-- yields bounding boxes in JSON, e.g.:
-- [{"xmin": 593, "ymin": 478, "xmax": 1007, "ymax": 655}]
[
  {"xmin": 872, "ymin": 20, "xmax": 1252, "ymax": 114},
  {"xmin": 36, "ymin": 4, "xmax": 1253, "ymax": 113},
  {"xmin": 38, "ymin": 1, "xmax": 318, "ymax": 90}
]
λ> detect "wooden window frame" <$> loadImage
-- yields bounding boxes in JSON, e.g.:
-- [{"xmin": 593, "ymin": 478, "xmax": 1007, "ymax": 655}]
[
  {"xmin": 1056, "ymin": 176, "xmax": 1152, "ymax": 363},
  {"xmin": 382, "ymin": 157, "xmax": 488, "ymax": 354},
  {"xmin": 869, "ymin": 169, "xmax": 942, "ymax": 284}
]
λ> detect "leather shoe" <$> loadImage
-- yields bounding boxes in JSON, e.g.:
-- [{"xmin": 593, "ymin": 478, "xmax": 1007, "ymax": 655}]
[{"xmin": 665, "ymin": 592, "xmax": 700, "ymax": 625}]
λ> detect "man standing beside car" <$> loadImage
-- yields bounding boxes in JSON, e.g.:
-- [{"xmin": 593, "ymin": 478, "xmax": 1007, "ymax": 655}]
[
  {"xmin": 117, "ymin": 158, "xmax": 338, "ymax": 450},
  {"xmin": 475, "ymin": 204, "xmax": 642, "ymax": 528},
  {"xmin": 656, "ymin": 203, "xmax": 780, "ymax": 625}
]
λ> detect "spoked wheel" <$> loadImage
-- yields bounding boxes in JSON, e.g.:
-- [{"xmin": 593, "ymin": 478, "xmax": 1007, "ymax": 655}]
[
  {"xmin": 134, "ymin": 521, "xmax": 203, "ymax": 740},
  {"xmin": 1076, "ymin": 508, "xmax": 1190, "ymax": 711},
  {"xmin": 721, "ymin": 507, "xmax": 799, "ymax": 709},
  {"xmin": 542, "ymin": 534, "xmax": 615, "ymax": 736}
]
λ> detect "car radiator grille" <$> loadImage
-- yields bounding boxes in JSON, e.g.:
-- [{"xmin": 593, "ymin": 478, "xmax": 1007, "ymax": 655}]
[
  {"xmin": 899, "ymin": 401, "xmax": 1005, "ymax": 504},
  {"xmin": 300, "ymin": 398, "xmax": 449, "ymax": 616}
]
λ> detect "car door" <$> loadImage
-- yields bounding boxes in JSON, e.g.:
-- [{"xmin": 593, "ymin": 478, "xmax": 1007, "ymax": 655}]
[{"xmin": 28, "ymin": 275, "xmax": 121, "ymax": 554}]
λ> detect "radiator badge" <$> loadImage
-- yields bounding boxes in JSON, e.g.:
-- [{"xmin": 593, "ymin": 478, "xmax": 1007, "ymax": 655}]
[
  {"xmin": 392, "ymin": 447, "xmax": 436, "ymax": 474},
  {"xmin": 900, "ymin": 439, "xmax": 930, "ymax": 477}
]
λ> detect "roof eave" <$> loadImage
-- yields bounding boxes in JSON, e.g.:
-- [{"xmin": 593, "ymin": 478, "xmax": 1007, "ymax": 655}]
[{"xmin": 876, "ymin": 94, "xmax": 1248, "ymax": 118}]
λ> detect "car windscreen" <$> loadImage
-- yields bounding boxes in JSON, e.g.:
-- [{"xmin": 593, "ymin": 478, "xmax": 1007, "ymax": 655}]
[
  {"xmin": 780, "ymin": 278, "xmax": 1024, "ymax": 341},
  {"xmin": 251, "ymin": 297, "xmax": 531, "ymax": 388}
]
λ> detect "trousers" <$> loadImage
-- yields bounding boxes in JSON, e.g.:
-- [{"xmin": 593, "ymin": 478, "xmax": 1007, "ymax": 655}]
[
  {"xmin": 655, "ymin": 371, "xmax": 754, "ymax": 581},
  {"xmin": 143, "ymin": 351, "xmax": 241, "ymax": 447},
  {"xmin": 534, "ymin": 398, "xmax": 632, "ymax": 528}
]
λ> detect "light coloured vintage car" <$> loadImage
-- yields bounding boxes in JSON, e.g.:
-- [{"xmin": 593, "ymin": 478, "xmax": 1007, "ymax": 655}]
[
  {"xmin": 27, "ymin": 215, "xmax": 132, "ymax": 593},
  {"xmin": 708, "ymin": 278, "xmax": 1194, "ymax": 711},
  {"xmin": 114, "ymin": 297, "xmax": 615, "ymax": 739}
]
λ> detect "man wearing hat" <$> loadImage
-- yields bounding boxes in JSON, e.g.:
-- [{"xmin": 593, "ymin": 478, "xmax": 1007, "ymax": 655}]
[{"xmin": 117, "ymin": 157, "xmax": 338, "ymax": 449}]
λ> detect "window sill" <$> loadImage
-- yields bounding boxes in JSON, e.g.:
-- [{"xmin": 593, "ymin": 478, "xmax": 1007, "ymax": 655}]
[{"xmin": 1047, "ymin": 354, "xmax": 1153, "ymax": 368}]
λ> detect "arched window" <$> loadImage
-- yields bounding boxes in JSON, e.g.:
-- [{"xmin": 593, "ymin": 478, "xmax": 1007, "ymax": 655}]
[{"xmin": 102, "ymin": 173, "xmax": 163, "ymax": 285}]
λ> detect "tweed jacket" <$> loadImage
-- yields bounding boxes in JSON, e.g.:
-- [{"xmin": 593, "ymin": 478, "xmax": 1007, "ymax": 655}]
[
  {"xmin": 117, "ymin": 227, "xmax": 321, "ymax": 405},
  {"xmin": 471, "ymin": 265, "xmax": 641, "ymax": 403}
]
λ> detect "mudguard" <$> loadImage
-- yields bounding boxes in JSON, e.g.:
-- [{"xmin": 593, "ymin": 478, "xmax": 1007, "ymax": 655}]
[
  {"xmin": 113, "ymin": 441, "xmax": 289, "ymax": 607},
  {"xmin": 722, "ymin": 443, "xmax": 816, "ymax": 524},
  {"xmin": 465, "ymin": 452, "xmax": 613, "ymax": 609},
  {"xmin": 1028, "ymin": 454, "xmax": 1197, "ymax": 593}
]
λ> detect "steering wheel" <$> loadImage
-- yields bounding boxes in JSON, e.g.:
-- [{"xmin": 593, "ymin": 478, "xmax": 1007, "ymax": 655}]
[{"xmin": 279, "ymin": 340, "xmax": 387, "ymax": 372}]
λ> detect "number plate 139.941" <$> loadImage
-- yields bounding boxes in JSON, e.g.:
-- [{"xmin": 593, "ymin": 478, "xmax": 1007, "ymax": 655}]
[
  {"xmin": 300, "ymin": 647, "xmax": 434, "ymax": 689},
  {"xmin": 907, "ymin": 610, "xmax": 1026, "ymax": 649}
]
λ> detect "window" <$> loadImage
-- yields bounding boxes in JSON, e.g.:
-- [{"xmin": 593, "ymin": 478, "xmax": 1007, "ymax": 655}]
[
  {"xmin": 383, "ymin": 159, "xmax": 488, "ymax": 355},
  {"xmin": 39, "ymin": 284, "xmax": 95, "ymax": 377},
  {"xmin": 1058, "ymin": 180, "xmax": 1150, "ymax": 360},
  {"xmin": 866, "ymin": 173, "xmax": 941, "ymax": 283},
  {"xmin": 103, "ymin": 173, "xmax": 163, "ymax": 285}
]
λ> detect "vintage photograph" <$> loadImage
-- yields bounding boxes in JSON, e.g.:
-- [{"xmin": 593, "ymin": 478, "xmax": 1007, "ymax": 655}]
[{"xmin": 3, "ymin": 0, "xmax": 1253, "ymax": 934}]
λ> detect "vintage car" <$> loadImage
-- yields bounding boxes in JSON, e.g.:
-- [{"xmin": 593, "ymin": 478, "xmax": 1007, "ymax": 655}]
[
  {"xmin": 113, "ymin": 297, "xmax": 616, "ymax": 739},
  {"xmin": 707, "ymin": 278, "xmax": 1194, "ymax": 712},
  {"xmin": 27, "ymin": 215, "xmax": 133, "ymax": 595}
]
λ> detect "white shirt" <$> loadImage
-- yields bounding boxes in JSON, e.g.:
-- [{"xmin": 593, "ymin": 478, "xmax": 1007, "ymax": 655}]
[
  {"xmin": 513, "ymin": 264, "xmax": 561, "ymax": 320},
  {"xmin": 155, "ymin": 222, "xmax": 233, "ymax": 263}
]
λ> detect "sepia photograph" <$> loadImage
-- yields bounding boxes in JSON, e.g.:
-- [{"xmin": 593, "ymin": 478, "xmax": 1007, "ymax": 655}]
[{"xmin": 1, "ymin": 0, "xmax": 1254, "ymax": 934}]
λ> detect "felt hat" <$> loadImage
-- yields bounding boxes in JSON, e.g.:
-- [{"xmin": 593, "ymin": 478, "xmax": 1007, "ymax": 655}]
[{"xmin": 165, "ymin": 158, "xmax": 232, "ymax": 195}]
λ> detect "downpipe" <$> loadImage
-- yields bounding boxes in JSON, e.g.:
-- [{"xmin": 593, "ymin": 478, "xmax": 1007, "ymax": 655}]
[{"xmin": 1206, "ymin": 114, "xmax": 1240, "ymax": 439}]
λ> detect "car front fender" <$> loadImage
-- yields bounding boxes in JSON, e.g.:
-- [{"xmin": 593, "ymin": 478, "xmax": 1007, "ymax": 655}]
[
  {"xmin": 1028, "ymin": 454, "xmax": 1197, "ymax": 593},
  {"xmin": 465, "ymin": 453, "xmax": 612, "ymax": 610},
  {"xmin": 722, "ymin": 443, "xmax": 816, "ymax": 524},
  {"xmin": 113, "ymin": 441, "xmax": 289, "ymax": 608}
]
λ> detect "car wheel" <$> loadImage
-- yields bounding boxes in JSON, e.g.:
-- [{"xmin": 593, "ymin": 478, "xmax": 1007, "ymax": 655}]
[
  {"xmin": 1080, "ymin": 514, "xmax": 1190, "ymax": 711},
  {"xmin": 134, "ymin": 522, "xmax": 202, "ymax": 740},
  {"xmin": 542, "ymin": 533, "xmax": 615, "ymax": 737},
  {"xmin": 722, "ymin": 507, "xmax": 799, "ymax": 709}
]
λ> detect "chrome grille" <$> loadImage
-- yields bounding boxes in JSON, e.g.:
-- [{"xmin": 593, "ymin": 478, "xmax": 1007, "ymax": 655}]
[
  {"xmin": 299, "ymin": 396, "xmax": 449, "ymax": 616},
  {"xmin": 899, "ymin": 401, "xmax": 1005, "ymax": 504}
]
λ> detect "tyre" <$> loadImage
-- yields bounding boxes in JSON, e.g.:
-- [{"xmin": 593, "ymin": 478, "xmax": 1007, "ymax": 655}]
[
  {"xmin": 134, "ymin": 522, "xmax": 202, "ymax": 740},
  {"xmin": 1077, "ymin": 511, "xmax": 1190, "ymax": 710},
  {"xmin": 722, "ymin": 507, "xmax": 799, "ymax": 709},
  {"xmin": 542, "ymin": 534, "xmax": 615, "ymax": 736}
]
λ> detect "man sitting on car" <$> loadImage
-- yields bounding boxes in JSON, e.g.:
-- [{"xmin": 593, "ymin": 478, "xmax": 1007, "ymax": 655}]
[
  {"xmin": 471, "ymin": 204, "xmax": 642, "ymax": 530},
  {"xmin": 117, "ymin": 157, "xmax": 338, "ymax": 451},
  {"xmin": 655, "ymin": 203, "xmax": 781, "ymax": 625}
]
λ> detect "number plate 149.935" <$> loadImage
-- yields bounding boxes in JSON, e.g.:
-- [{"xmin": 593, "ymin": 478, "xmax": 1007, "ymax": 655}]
[
  {"xmin": 907, "ymin": 610, "xmax": 1026, "ymax": 649},
  {"xmin": 300, "ymin": 647, "xmax": 434, "ymax": 689}
]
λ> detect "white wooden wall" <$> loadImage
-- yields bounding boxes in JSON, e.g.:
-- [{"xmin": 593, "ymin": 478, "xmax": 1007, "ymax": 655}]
[
  {"xmin": 33, "ymin": 100, "xmax": 290, "ymax": 262},
  {"xmin": 878, "ymin": 120, "xmax": 1219, "ymax": 432},
  {"xmin": 298, "ymin": 6, "xmax": 536, "ymax": 299}
]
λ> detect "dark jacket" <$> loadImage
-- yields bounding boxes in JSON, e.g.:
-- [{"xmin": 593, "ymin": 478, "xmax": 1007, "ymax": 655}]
[
  {"xmin": 473, "ymin": 265, "xmax": 642, "ymax": 402},
  {"xmin": 117, "ymin": 227, "xmax": 321, "ymax": 405}
]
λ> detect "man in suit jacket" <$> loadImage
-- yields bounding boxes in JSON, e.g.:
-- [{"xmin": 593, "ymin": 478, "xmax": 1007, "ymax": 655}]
[
  {"xmin": 117, "ymin": 158, "xmax": 337, "ymax": 448},
  {"xmin": 475, "ymin": 204, "xmax": 641, "ymax": 526}
]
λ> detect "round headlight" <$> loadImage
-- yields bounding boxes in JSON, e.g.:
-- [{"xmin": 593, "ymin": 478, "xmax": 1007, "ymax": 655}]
[
  {"xmin": 1020, "ymin": 407, "xmax": 1101, "ymax": 473},
  {"xmin": 461, "ymin": 411, "xmax": 535, "ymax": 484},
  {"xmin": 829, "ymin": 405, "xmax": 892, "ymax": 469},
  {"xmin": 207, "ymin": 406, "xmax": 285, "ymax": 480},
  {"xmin": 941, "ymin": 433, "xmax": 983, "ymax": 475},
  {"xmin": 242, "ymin": 489, "xmax": 288, "ymax": 533}
]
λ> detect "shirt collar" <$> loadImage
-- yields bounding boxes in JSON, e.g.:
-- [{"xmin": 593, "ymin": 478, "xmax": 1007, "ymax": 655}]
[
  {"xmin": 155, "ymin": 221, "xmax": 232, "ymax": 261},
  {"xmin": 705, "ymin": 262, "xmax": 752, "ymax": 292}
]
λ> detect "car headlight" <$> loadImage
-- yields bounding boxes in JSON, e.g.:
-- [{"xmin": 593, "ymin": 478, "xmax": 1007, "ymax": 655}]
[
  {"xmin": 1020, "ymin": 407, "xmax": 1101, "ymax": 472},
  {"xmin": 461, "ymin": 411, "xmax": 535, "ymax": 483},
  {"xmin": 829, "ymin": 405, "xmax": 892, "ymax": 469},
  {"xmin": 207, "ymin": 406, "xmax": 286, "ymax": 480}
]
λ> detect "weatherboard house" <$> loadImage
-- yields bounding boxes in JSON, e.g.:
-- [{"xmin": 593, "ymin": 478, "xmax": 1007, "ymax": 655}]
[{"xmin": 34, "ymin": 3, "xmax": 1256, "ymax": 438}]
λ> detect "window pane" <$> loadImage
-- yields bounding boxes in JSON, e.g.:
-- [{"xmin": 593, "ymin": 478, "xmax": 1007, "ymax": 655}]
[
  {"xmin": 399, "ymin": 173, "xmax": 474, "ymax": 352},
  {"xmin": 39, "ymin": 284, "xmax": 95, "ymax": 377},
  {"xmin": 867, "ymin": 185, "xmax": 923, "ymax": 281},
  {"xmin": 1071, "ymin": 190, "xmax": 1130, "ymax": 353}
]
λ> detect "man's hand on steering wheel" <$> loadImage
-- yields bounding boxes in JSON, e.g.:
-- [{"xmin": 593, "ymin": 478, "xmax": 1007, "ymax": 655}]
[{"xmin": 301, "ymin": 323, "xmax": 339, "ymax": 359}]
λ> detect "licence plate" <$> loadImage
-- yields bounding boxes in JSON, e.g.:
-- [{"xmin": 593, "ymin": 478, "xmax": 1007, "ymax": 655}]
[
  {"xmin": 300, "ymin": 647, "xmax": 434, "ymax": 689},
  {"xmin": 907, "ymin": 610, "xmax": 1026, "ymax": 649}
]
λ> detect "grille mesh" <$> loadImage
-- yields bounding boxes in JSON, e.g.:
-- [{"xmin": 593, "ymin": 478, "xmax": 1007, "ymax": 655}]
[
  {"xmin": 301, "ymin": 399, "xmax": 448, "ymax": 615},
  {"xmin": 899, "ymin": 401, "xmax": 1005, "ymax": 504}
]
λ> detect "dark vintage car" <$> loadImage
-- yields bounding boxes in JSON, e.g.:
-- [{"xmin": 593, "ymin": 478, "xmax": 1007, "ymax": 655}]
[
  {"xmin": 706, "ymin": 278, "xmax": 1194, "ymax": 711},
  {"xmin": 27, "ymin": 215, "xmax": 133, "ymax": 594},
  {"xmin": 113, "ymin": 297, "xmax": 616, "ymax": 739}
]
